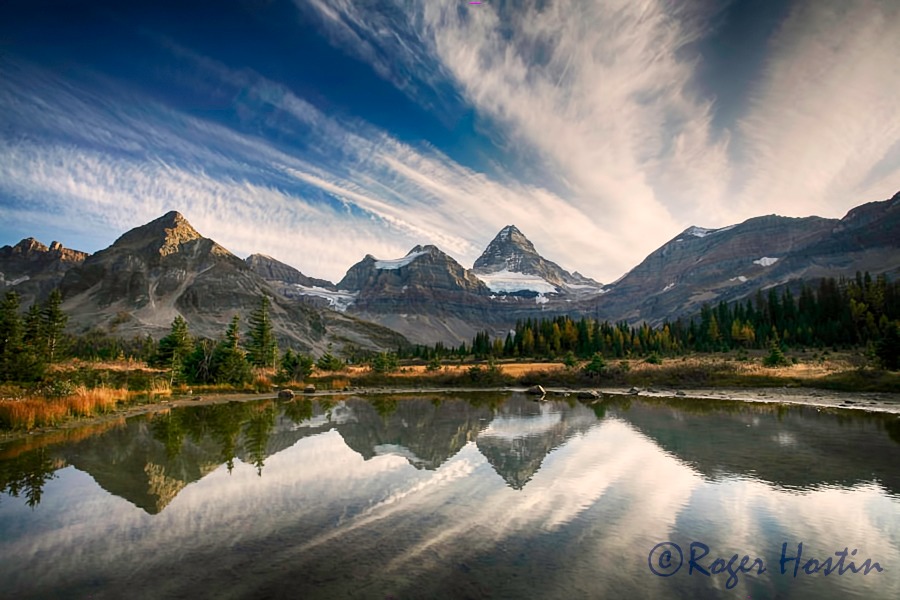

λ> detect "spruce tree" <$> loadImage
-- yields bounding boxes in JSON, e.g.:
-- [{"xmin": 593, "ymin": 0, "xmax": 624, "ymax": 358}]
[
  {"xmin": 211, "ymin": 316, "xmax": 252, "ymax": 385},
  {"xmin": 154, "ymin": 316, "xmax": 192, "ymax": 383},
  {"xmin": 0, "ymin": 291, "xmax": 23, "ymax": 381},
  {"xmin": 247, "ymin": 296, "xmax": 277, "ymax": 369},
  {"xmin": 42, "ymin": 289, "xmax": 67, "ymax": 364}
]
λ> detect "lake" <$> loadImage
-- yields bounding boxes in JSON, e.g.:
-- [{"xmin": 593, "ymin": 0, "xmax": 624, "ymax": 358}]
[{"xmin": 1, "ymin": 393, "xmax": 899, "ymax": 599}]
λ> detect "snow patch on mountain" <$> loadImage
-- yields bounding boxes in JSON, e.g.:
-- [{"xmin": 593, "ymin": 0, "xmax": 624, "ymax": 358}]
[
  {"xmin": 375, "ymin": 250, "xmax": 427, "ymax": 270},
  {"xmin": 684, "ymin": 224, "xmax": 736, "ymax": 238},
  {"xmin": 290, "ymin": 284, "xmax": 357, "ymax": 311},
  {"xmin": 753, "ymin": 257, "xmax": 779, "ymax": 267},
  {"xmin": 662, "ymin": 282, "xmax": 676, "ymax": 292},
  {"xmin": 730, "ymin": 276, "xmax": 748, "ymax": 283},
  {"xmin": 474, "ymin": 269, "xmax": 559, "ymax": 294}
]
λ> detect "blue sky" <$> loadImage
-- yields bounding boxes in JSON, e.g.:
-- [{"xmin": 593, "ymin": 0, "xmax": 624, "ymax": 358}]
[{"xmin": 1, "ymin": 0, "xmax": 899, "ymax": 283}]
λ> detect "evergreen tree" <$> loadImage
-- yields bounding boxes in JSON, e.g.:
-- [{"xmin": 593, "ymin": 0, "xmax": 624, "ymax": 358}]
[
  {"xmin": 211, "ymin": 316, "xmax": 252, "ymax": 385},
  {"xmin": 582, "ymin": 352, "xmax": 606, "ymax": 378},
  {"xmin": 23, "ymin": 303, "xmax": 44, "ymax": 348},
  {"xmin": 247, "ymin": 296, "xmax": 278, "ymax": 369},
  {"xmin": 278, "ymin": 349, "xmax": 315, "ymax": 383},
  {"xmin": 42, "ymin": 289, "xmax": 67, "ymax": 364},
  {"xmin": 762, "ymin": 340, "xmax": 790, "ymax": 367},
  {"xmin": 153, "ymin": 316, "xmax": 192, "ymax": 383},
  {"xmin": 0, "ymin": 291, "xmax": 23, "ymax": 381},
  {"xmin": 184, "ymin": 339, "xmax": 217, "ymax": 384},
  {"xmin": 316, "ymin": 352, "xmax": 345, "ymax": 372}
]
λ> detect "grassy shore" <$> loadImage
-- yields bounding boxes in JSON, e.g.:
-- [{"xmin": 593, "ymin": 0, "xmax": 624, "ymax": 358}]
[{"xmin": 1, "ymin": 351, "xmax": 897, "ymax": 433}]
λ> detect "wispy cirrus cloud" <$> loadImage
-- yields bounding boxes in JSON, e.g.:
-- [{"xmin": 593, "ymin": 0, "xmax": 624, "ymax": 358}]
[
  {"xmin": 0, "ymin": 54, "xmax": 615, "ymax": 281},
  {"xmin": 735, "ymin": 0, "xmax": 900, "ymax": 213},
  {"xmin": 302, "ymin": 0, "xmax": 900, "ymax": 263},
  {"xmin": 3, "ymin": 0, "xmax": 898, "ymax": 285}
]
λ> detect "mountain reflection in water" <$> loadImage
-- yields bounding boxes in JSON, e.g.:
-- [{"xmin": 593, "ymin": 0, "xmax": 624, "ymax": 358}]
[{"xmin": 1, "ymin": 393, "xmax": 899, "ymax": 599}]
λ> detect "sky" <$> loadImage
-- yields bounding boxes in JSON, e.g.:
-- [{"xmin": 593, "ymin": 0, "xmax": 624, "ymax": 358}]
[{"xmin": 1, "ymin": 0, "xmax": 899, "ymax": 284}]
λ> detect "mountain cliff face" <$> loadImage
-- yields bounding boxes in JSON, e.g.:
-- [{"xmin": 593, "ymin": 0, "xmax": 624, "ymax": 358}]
[
  {"xmin": 588, "ymin": 192, "xmax": 900, "ymax": 325},
  {"xmin": 336, "ymin": 245, "xmax": 496, "ymax": 344},
  {"xmin": 245, "ymin": 254, "xmax": 335, "ymax": 289},
  {"xmin": 0, "ymin": 238, "xmax": 88, "ymax": 304},
  {"xmin": 473, "ymin": 225, "xmax": 602, "ymax": 296},
  {"xmin": 57, "ymin": 212, "xmax": 407, "ymax": 353},
  {"xmin": 5, "ymin": 192, "xmax": 897, "ymax": 349}
]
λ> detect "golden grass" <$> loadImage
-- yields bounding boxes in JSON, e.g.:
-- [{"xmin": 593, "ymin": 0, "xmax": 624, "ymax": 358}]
[
  {"xmin": 48, "ymin": 357, "xmax": 159, "ymax": 373},
  {"xmin": 361, "ymin": 361, "xmax": 565, "ymax": 377},
  {"xmin": 0, "ymin": 386, "xmax": 131, "ymax": 430}
]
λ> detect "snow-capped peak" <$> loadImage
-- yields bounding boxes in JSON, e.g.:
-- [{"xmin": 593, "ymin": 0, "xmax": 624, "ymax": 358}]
[
  {"xmin": 374, "ymin": 248, "xmax": 428, "ymax": 270},
  {"xmin": 682, "ymin": 224, "xmax": 736, "ymax": 238}
]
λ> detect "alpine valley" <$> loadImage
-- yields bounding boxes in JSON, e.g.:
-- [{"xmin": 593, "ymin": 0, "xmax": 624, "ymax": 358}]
[{"xmin": 1, "ymin": 191, "xmax": 898, "ymax": 349}]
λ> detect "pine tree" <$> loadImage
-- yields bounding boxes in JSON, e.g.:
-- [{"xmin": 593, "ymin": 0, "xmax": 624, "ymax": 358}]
[
  {"xmin": 0, "ymin": 291, "xmax": 23, "ymax": 381},
  {"xmin": 154, "ymin": 316, "xmax": 192, "ymax": 383},
  {"xmin": 23, "ymin": 303, "xmax": 44, "ymax": 348},
  {"xmin": 278, "ymin": 349, "xmax": 315, "ymax": 383},
  {"xmin": 211, "ymin": 316, "xmax": 252, "ymax": 385},
  {"xmin": 42, "ymin": 289, "xmax": 67, "ymax": 363},
  {"xmin": 247, "ymin": 296, "xmax": 277, "ymax": 369}
]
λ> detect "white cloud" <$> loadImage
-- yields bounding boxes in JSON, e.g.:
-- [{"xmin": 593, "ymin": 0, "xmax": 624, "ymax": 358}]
[
  {"xmin": 735, "ymin": 0, "xmax": 900, "ymax": 214},
  {"xmin": 0, "ymin": 54, "xmax": 620, "ymax": 282},
  {"xmin": 302, "ymin": 0, "xmax": 900, "ymax": 276},
  {"xmin": 3, "ymin": 0, "xmax": 899, "ymax": 286}
]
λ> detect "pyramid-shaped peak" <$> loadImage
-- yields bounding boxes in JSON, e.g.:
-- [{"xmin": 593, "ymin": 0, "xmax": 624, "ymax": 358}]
[
  {"xmin": 112, "ymin": 211, "xmax": 204, "ymax": 257},
  {"xmin": 475, "ymin": 225, "xmax": 540, "ymax": 272},
  {"xmin": 12, "ymin": 237, "xmax": 49, "ymax": 253},
  {"xmin": 493, "ymin": 225, "xmax": 536, "ymax": 249}
]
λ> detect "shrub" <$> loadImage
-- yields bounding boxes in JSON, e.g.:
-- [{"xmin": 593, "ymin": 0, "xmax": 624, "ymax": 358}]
[
  {"xmin": 644, "ymin": 352, "xmax": 662, "ymax": 365},
  {"xmin": 762, "ymin": 343, "xmax": 791, "ymax": 368},
  {"xmin": 316, "ymin": 352, "xmax": 346, "ymax": 372},
  {"xmin": 582, "ymin": 353, "xmax": 607, "ymax": 378}
]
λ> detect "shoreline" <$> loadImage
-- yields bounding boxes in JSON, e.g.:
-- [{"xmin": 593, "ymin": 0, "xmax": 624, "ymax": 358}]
[{"xmin": 2, "ymin": 384, "xmax": 898, "ymax": 448}]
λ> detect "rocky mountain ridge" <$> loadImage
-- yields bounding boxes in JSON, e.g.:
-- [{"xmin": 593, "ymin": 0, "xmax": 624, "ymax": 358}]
[
  {"xmin": 473, "ymin": 224, "xmax": 603, "ymax": 295},
  {"xmin": 4, "ymin": 191, "xmax": 898, "ymax": 347},
  {"xmin": 0, "ymin": 237, "xmax": 88, "ymax": 306},
  {"xmin": 43, "ymin": 211, "xmax": 406, "ymax": 353},
  {"xmin": 586, "ymin": 192, "xmax": 900, "ymax": 326}
]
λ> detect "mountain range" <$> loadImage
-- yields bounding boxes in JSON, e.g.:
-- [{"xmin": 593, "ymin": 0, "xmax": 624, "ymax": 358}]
[{"xmin": 1, "ymin": 191, "xmax": 898, "ymax": 348}]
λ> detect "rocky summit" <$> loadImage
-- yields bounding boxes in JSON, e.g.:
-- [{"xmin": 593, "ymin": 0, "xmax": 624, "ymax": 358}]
[
  {"xmin": 0, "ymin": 237, "xmax": 88, "ymax": 305},
  {"xmin": 473, "ymin": 225, "xmax": 603, "ymax": 295},
  {"xmin": 585, "ymin": 192, "xmax": 900, "ymax": 326},
  {"xmin": 5, "ymin": 191, "xmax": 898, "ymax": 349},
  {"xmin": 55, "ymin": 211, "xmax": 407, "ymax": 354},
  {"xmin": 336, "ymin": 245, "xmax": 495, "ymax": 345}
]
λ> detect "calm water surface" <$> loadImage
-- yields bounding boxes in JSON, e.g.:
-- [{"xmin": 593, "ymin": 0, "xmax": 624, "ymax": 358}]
[{"xmin": 1, "ymin": 393, "xmax": 899, "ymax": 599}]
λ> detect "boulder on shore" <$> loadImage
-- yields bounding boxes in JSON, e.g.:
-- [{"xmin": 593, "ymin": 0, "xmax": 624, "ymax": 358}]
[
  {"xmin": 577, "ymin": 390, "xmax": 600, "ymax": 400},
  {"xmin": 277, "ymin": 389, "xmax": 295, "ymax": 400},
  {"xmin": 526, "ymin": 385, "xmax": 546, "ymax": 396},
  {"xmin": 303, "ymin": 384, "xmax": 316, "ymax": 394}
]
